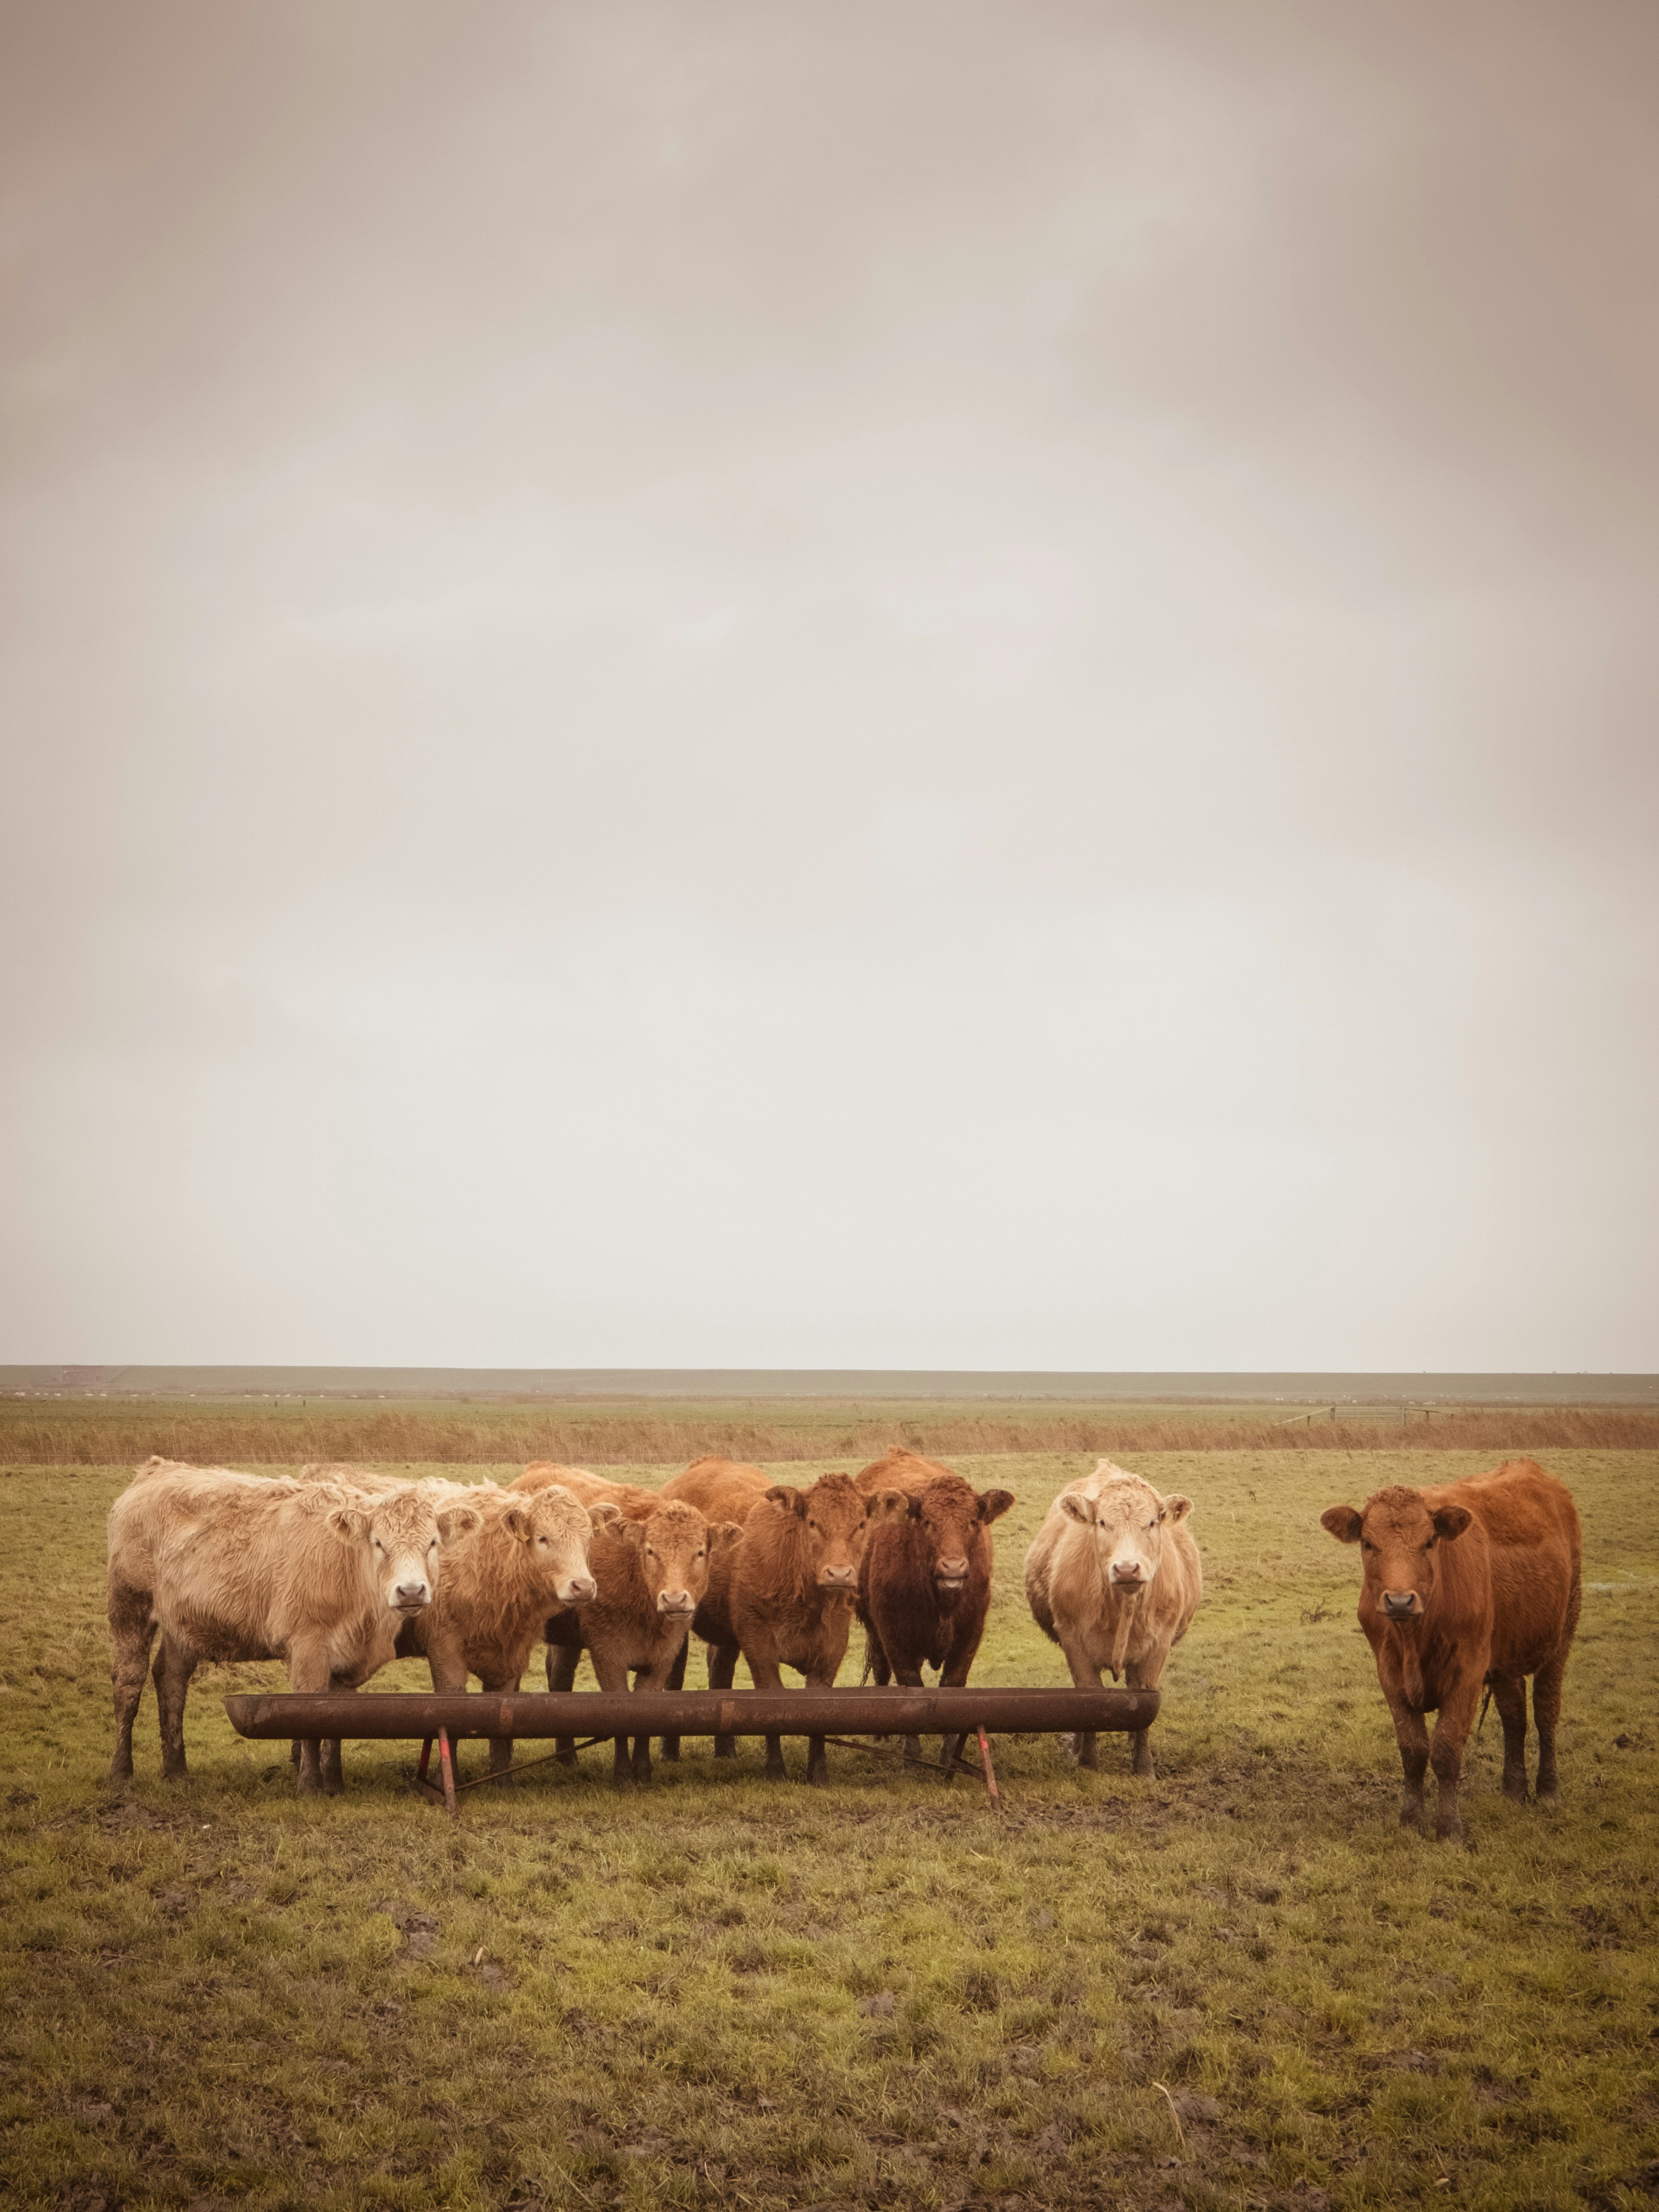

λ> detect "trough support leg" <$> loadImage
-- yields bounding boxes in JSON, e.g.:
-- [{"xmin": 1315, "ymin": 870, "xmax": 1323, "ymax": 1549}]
[
  {"xmin": 977, "ymin": 1726, "xmax": 1002, "ymax": 1812},
  {"xmin": 416, "ymin": 1736, "xmax": 433, "ymax": 1790},
  {"xmin": 438, "ymin": 1727, "xmax": 458, "ymax": 1818}
]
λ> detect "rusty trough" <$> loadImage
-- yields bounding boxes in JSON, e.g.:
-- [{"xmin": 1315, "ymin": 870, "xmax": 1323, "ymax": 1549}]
[{"xmin": 223, "ymin": 1686, "xmax": 1159, "ymax": 1815}]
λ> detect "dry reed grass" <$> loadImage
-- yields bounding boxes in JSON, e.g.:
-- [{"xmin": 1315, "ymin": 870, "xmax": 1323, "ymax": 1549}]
[{"xmin": 2, "ymin": 1397, "xmax": 1653, "ymax": 1467}]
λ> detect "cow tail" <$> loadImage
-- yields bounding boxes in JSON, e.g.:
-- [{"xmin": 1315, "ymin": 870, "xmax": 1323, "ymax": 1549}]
[{"xmin": 1477, "ymin": 1685, "xmax": 1492, "ymax": 1735}]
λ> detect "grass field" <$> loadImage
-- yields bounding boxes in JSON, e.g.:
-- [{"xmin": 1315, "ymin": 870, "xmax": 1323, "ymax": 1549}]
[{"xmin": 2, "ymin": 1442, "xmax": 1656, "ymax": 2212}]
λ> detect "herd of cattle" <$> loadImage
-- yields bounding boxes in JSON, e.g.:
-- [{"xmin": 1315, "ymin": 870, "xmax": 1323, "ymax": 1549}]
[{"xmin": 104, "ymin": 1447, "xmax": 1581, "ymax": 1836}]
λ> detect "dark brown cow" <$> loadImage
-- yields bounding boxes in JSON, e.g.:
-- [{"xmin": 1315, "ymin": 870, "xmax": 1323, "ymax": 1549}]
[
  {"xmin": 657, "ymin": 1457, "xmax": 776, "ymax": 1758},
  {"xmin": 1321, "ymin": 1457, "xmax": 1581, "ymax": 1839},
  {"xmin": 544, "ymin": 1500, "xmax": 741, "ymax": 1783},
  {"xmin": 725, "ymin": 1472, "xmax": 902, "ymax": 1784},
  {"xmin": 853, "ymin": 1450, "xmax": 1014, "ymax": 1765}
]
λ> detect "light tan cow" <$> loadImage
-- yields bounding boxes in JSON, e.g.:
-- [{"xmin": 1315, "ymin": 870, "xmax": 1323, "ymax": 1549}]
[
  {"xmin": 107, "ymin": 1464, "xmax": 477, "ymax": 1794},
  {"xmin": 301, "ymin": 1468, "xmax": 614, "ymax": 1777},
  {"xmin": 1024, "ymin": 1460, "xmax": 1202, "ymax": 1775}
]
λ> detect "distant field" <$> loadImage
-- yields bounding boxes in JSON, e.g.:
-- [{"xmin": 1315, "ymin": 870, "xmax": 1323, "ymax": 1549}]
[
  {"xmin": 2, "ymin": 1440, "xmax": 1655, "ymax": 2212},
  {"xmin": 3, "ymin": 1391, "xmax": 1655, "ymax": 1468}
]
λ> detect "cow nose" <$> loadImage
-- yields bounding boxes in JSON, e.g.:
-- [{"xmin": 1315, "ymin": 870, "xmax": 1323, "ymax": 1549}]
[
  {"xmin": 561, "ymin": 1574, "xmax": 598, "ymax": 1606},
  {"xmin": 1382, "ymin": 1590, "xmax": 1418, "ymax": 1618},
  {"xmin": 657, "ymin": 1588, "xmax": 692, "ymax": 1613},
  {"xmin": 937, "ymin": 1557, "xmax": 970, "ymax": 1581},
  {"xmin": 394, "ymin": 1581, "xmax": 429, "ymax": 1608},
  {"xmin": 1110, "ymin": 1562, "xmax": 1145, "ymax": 1585},
  {"xmin": 818, "ymin": 1565, "xmax": 856, "ymax": 1586}
]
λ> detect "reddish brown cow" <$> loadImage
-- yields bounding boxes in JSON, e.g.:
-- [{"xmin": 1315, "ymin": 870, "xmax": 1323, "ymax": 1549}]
[
  {"xmin": 544, "ymin": 1500, "xmax": 742, "ymax": 1782},
  {"xmin": 513, "ymin": 1463, "xmax": 659, "ymax": 1520},
  {"xmin": 657, "ymin": 1458, "xmax": 776, "ymax": 1757},
  {"xmin": 1321, "ymin": 1458, "xmax": 1581, "ymax": 1839},
  {"xmin": 853, "ymin": 1451, "xmax": 1014, "ymax": 1765},
  {"xmin": 725, "ymin": 1472, "xmax": 903, "ymax": 1784}
]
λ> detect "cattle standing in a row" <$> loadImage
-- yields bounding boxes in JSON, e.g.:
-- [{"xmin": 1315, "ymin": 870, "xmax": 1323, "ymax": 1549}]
[
  {"xmin": 107, "ymin": 1461, "xmax": 476, "ymax": 1794},
  {"xmin": 545, "ymin": 1499, "xmax": 742, "ymax": 1783},
  {"xmin": 853, "ymin": 1448, "xmax": 1014, "ymax": 1767},
  {"xmin": 1024, "ymin": 1460, "xmax": 1201, "ymax": 1776},
  {"xmin": 1321, "ymin": 1457, "xmax": 1581, "ymax": 1840}
]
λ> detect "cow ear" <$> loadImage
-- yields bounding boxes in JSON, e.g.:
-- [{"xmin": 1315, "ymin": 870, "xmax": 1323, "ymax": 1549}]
[
  {"xmin": 622, "ymin": 1519, "xmax": 649, "ymax": 1549},
  {"xmin": 868, "ymin": 1488, "xmax": 908, "ymax": 1520},
  {"xmin": 1431, "ymin": 1505, "xmax": 1473, "ymax": 1542},
  {"xmin": 503, "ymin": 1505, "xmax": 532, "ymax": 1541},
  {"xmin": 435, "ymin": 1504, "xmax": 480, "ymax": 1542},
  {"xmin": 1058, "ymin": 1493, "xmax": 1094, "ymax": 1526},
  {"xmin": 1321, "ymin": 1506, "xmax": 1363, "ymax": 1544},
  {"xmin": 711, "ymin": 1520, "xmax": 744, "ymax": 1553},
  {"xmin": 587, "ymin": 1502, "xmax": 623, "ymax": 1530},
  {"xmin": 328, "ymin": 1503, "xmax": 369, "ymax": 1544},
  {"xmin": 977, "ymin": 1488, "xmax": 1015, "ymax": 1526},
  {"xmin": 766, "ymin": 1485, "xmax": 805, "ymax": 1518},
  {"xmin": 1161, "ymin": 1494, "xmax": 1193, "ymax": 1525}
]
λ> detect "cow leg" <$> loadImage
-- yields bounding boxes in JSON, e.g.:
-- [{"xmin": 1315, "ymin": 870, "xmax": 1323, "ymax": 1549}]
[
  {"xmin": 709, "ymin": 1643, "xmax": 739, "ymax": 1758},
  {"xmin": 285, "ymin": 1644, "xmax": 337, "ymax": 1796},
  {"xmin": 745, "ymin": 1653, "xmax": 789, "ymax": 1779},
  {"xmin": 1428, "ymin": 1679, "xmax": 1480, "ymax": 1842},
  {"xmin": 480, "ymin": 1673, "xmax": 521, "ymax": 1779},
  {"xmin": 1057, "ymin": 1635, "xmax": 1104, "ymax": 1771},
  {"xmin": 659, "ymin": 1639, "xmax": 688, "ymax": 1762},
  {"xmin": 108, "ymin": 1593, "xmax": 156, "ymax": 1783},
  {"xmin": 153, "ymin": 1638, "xmax": 199, "ymax": 1783},
  {"xmin": 1532, "ymin": 1651, "xmax": 1569, "ymax": 1802},
  {"xmin": 891, "ymin": 1666, "xmax": 926, "ymax": 1766},
  {"xmin": 1388, "ymin": 1701, "xmax": 1431, "ymax": 1831},
  {"xmin": 546, "ymin": 1640, "xmax": 581, "ymax": 1764},
  {"xmin": 1488, "ymin": 1672, "xmax": 1530, "ymax": 1804},
  {"xmin": 587, "ymin": 1650, "xmax": 636, "ymax": 1787},
  {"xmin": 1124, "ymin": 1650, "xmax": 1167, "ymax": 1778}
]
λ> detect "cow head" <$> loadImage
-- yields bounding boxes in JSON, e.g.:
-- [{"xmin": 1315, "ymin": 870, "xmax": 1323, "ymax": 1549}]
[
  {"xmin": 500, "ymin": 1486, "xmax": 604, "ymax": 1607},
  {"xmin": 619, "ymin": 1499, "xmax": 726, "ymax": 1617},
  {"xmin": 892, "ymin": 1473, "xmax": 1015, "ymax": 1598},
  {"xmin": 329, "ymin": 1485, "xmax": 480, "ymax": 1615},
  {"xmin": 1321, "ymin": 1486, "xmax": 1473, "ymax": 1620},
  {"xmin": 766, "ymin": 1473, "xmax": 882, "ymax": 1589},
  {"xmin": 1059, "ymin": 1470, "xmax": 1192, "ymax": 1594}
]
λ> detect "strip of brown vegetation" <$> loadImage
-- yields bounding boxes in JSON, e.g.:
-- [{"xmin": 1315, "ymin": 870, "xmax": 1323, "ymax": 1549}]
[{"xmin": 3, "ymin": 1401, "xmax": 1654, "ymax": 1466}]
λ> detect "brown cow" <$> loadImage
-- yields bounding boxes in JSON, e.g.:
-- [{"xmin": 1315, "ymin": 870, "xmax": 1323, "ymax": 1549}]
[
  {"xmin": 853, "ymin": 1450, "xmax": 1014, "ymax": 1766},
  {"xmin": 1024, "ymin": 1461, "xmax": 1201, "ymax": 1776},
  {"xmin": 544, "ymin": 1499, "xmax": 743, "ymax": 1782},
  {"xmin": 107, "ymin": 1464, "xmax": 477, "ymax": 1794},
  {"xmin": 1321, "ymin": 1457, "xmax": 1581, "ymax": 1839},
  {"xmin": 724, "ymin": 1472, "xmax": 902, "ymax": 1784},
  {"xmin": 513, "ymin": 1462, "xmax": 660, "ymax": 1520},
  {"xmin": 308, "ymin": 1470, "xmax": 613, "ymax": 1778},
  {"xmin": 657, "ymin": 1458, "xmax": 776, "ymax": 1757}
]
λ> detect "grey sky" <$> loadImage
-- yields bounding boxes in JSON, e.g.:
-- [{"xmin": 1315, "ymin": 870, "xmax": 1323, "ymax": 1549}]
[{"xmin": 2, "ymin": 2, "xmax": 1656, "ymax": 1369}]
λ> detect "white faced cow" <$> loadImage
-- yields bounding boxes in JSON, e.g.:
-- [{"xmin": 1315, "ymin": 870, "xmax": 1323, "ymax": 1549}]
[{"xmin": 1024, "ymin": 1460, "xmax": 1202, "ymax": 1774}]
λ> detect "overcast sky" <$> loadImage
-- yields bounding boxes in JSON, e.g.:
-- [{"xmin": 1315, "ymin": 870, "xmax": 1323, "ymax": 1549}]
[{"xmin": 2, "ymin": 2, "xmax": 1656, "ymax": 1372}]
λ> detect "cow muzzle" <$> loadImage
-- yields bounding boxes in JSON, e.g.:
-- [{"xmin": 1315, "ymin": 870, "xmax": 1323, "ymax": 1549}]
[
  {"xmin": 1381, "ymin": 1590, "xmax": 1421, "ymax": 1619},
  {"xmin": 816, "ymin": 1565, "xmax": 857, "ymax": 1588},
  {"xmin": 392, "ymin": 1581, "xmax": 430, "ymax": 1611},
  {"xmin": 657, "ymin": 1590, "xmax": 695, "ymax": 1616},
  {"xmin": 1109, "ymin": 1564, "xmax": 1148, "ymax": 1589},
  {"xmin": 935, "ymin": 1557, "xmax": 970, "ymax": 1589},
  {"xmin": 558, "ymin": 1574, "xmax": 599, "ymax": 1607}
]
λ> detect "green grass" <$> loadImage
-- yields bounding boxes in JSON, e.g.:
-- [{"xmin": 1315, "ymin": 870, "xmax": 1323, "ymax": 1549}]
[{"xmin": 2, "ymin": 1448, "xmax": 1656, "ymax": 2212}]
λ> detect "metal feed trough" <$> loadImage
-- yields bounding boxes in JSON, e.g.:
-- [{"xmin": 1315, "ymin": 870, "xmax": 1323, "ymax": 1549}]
[{"xmin": 224, "ymin": 1685, "xmax": 1160, "ymax": 1814}]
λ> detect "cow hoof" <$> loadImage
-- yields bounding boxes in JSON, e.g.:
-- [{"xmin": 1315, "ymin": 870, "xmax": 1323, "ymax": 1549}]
[
  {"xmin": 659, "ymin": 1744, "xmax": 681, "ymax": 1763},
  {"xmin": 764, "ymin": 1763, "xmax": 788, "ymax": 1782},
  {"xmin": 806, "ymin": 1766, "xmax": 829, "ymax": 1788},
  {"xmin": 555, "ymin": 1749, "xmax": 577, "ymax": 1767},
  {"xmin": 296, "ymin": 1774, "xmax": 323, "ymax": 1798},
  {"xmin": 107, "ymin": 1759, "xmax": 133, "ymax": 1786},
  {"xmin": 322, "ymin": 1774, "xmax": 345, "ymax": 1799},
  {"xmin": 631, "ymin": 1763, "xmax": 653, "ymax": 1786}
]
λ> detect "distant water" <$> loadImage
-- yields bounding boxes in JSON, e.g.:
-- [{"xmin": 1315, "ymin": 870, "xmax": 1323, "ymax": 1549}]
[{"xmin": 3, "ymin": 1365, "xmax": 1655, "ymax": 1404}]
